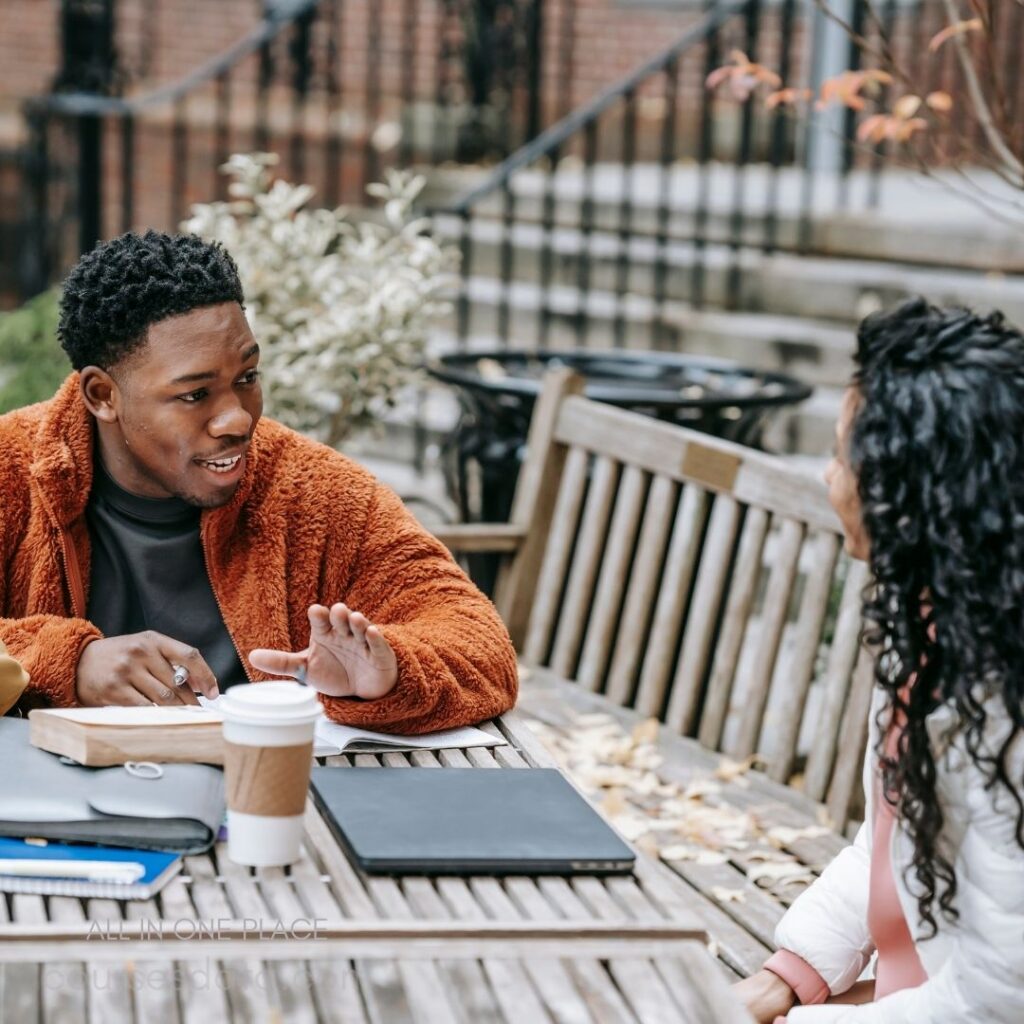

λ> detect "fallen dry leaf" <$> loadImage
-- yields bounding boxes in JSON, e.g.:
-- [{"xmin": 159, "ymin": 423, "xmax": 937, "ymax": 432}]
[
  {"xmin": 611, "ymin": 815, "xmax": 655, "ymax": 842},
  {"xmin": 659, "ymin": 844, "xmax": 729, "ymax": 865},
  {"xmin": 632, "ymin": 748, "xmax": 664, "ymax": 771},
  {"xmin": 747, "ymin": 861, "xmax": 816, "ymax": 890},
  {"xmin": 711, "ymin": 886, "xmax": 747, "ymax": 904},
  {"xmin": 714, "ymin": 755, "xmax": 762, "ymax": 782},
  {"xmin": 742, "ymin": 848, "xmax": 796, "ymax": 865},
  {"xmin": 695, "ymin": 849, "xmax": 731, "ymax": 866},
  {"xmin": 766, "ymin": 825, "xmax": 833, "ymax": 847},
  {"xmin": 681, "ymin": 780, "xmax": 722, "ymax": 801},
  {"xmin": 601, "ymin": 789, "xmax": 628, "ymax": 818},
  {"xmin": 632, "ymin": 718, "xmax": 659, "ymax": 746},
  {"xmin": 635, "ymin": 834, "xmax": 661, "ymax": 858}
]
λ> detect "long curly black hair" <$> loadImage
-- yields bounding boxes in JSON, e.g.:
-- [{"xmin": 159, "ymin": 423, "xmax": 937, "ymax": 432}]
[
  {"xmin": 58, "ymin": 230, "xmax": 244, "ymax": 371},
  {"xmin": 850, "ymin": 296, "xmax": 1024, "ymax": 936}
]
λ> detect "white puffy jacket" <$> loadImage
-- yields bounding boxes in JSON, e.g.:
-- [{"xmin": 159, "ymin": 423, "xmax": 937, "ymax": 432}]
[{"xmin": 776, "ymin": 687, "xmax": 1024, "ymax": 1023}]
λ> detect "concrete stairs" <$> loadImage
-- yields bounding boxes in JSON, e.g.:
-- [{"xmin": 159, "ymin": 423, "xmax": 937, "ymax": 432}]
[{"xmin": 412, "ymin": 162, "xmax": 1024, "ymax": 458}]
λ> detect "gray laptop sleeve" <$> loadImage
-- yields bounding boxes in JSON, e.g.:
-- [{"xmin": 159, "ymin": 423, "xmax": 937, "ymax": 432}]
[{"xmin": 0, "ymin": 718, "xmax": 224, "ymax": 853}]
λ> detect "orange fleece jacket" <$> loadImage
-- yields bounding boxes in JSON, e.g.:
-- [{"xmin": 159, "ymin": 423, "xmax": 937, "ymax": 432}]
[{"xmin": 0, "ymin": 374, "xmax": 518, "ymax": 732}]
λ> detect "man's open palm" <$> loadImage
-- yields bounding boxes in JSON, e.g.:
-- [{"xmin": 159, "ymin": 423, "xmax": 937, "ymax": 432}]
[{"xmin": 248, "ymin": 603, "xmax": 398, "ymax": 699}]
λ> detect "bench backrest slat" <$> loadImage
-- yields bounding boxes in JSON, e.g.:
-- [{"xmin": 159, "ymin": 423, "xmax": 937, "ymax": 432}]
[
  {"xmin": 633, "ymin": 483, "xmax": 711, "ymax": 720},
  {"xmin": 803, "ymin": 559, "xmax": 871, "ymax": 803},
  {"xmin": 603, "ymin": 473, "xmax": 680, "ymax": 707},
  {"xmin": 492, "ymin": 372, "xmax": 867, "ymax": 828}
]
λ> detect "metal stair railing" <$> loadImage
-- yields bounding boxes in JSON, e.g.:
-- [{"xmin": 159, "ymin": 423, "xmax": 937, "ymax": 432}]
[
  {"xmin": 17, "ymin": 0, "xmax": 555, "ymax": 302},
  {"xmin": 435, "ymin": 0, "xmax": 1019, "ymax": 354}
]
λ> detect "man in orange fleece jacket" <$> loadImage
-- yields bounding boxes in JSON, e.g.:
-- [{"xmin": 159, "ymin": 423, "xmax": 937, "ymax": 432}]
[{"xmin": 0, "ymin": 231, "xmax": 517, "ymax": 733}]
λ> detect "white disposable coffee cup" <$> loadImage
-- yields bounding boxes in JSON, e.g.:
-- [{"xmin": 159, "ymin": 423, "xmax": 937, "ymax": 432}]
[{"xmin": 218, "ymin": 682, "xmax": 322, "ymax": 867}]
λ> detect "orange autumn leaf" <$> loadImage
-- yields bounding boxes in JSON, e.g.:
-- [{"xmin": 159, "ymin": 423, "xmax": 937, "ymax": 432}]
[
  {"xmin": 706, "ymin": 49, "xmax": 781, "ymax": 102},
  {"xmin": 857, "ymin": 114, "xmax": 889, "ymax": 144},
  {"xmin": 929, "ymin": 17, "xmax": 983, "ymax": 53},
  {"xmin": 925, "ymin": 90, "xmax": 953, "ymax": 112},
  {"xmin": 892, "ymin": 94, "xmax": 922, "ymax": 119},
  {"xmin": 858, "ymin": 113, "xmax": 929, "ymax": 144},
  {"xmin": 705, "ymin": 65, "xmax": 736, "ymax": 91},
  {"xmin": 765, "ymin": 87, "xmax": 814, "ymax": 109},
  {"xmin": 894, "ymin": 117, "xmax": 928, "ymax": 142},
  {"xmin": 817, "ymin": 69, "xmax": 893, "ymax": 112}
]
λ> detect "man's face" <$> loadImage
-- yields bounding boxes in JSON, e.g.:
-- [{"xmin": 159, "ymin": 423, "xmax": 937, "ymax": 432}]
[
  {"xmin": 823, "ymin": 386, "xmax": 870, "ymax": 561},
  {"xmin": 91, "ymin": 302, "xmax": 263, "ymax": 508}
]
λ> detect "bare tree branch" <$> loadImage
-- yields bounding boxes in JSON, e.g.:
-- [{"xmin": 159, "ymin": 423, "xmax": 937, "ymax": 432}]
[
  {"xmin": 939, "ymin": 0, "xmax": 1024, "ymax": 183},
  {"xmin": 811, "ymin": 0, "xmax": 918, "ymax": 91}
]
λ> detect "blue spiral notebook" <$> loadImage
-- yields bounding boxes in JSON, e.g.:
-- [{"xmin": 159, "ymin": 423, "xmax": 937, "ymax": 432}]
[{"xmin": 0, "ymin": 838, "xmax": 182, "ymax": 899}]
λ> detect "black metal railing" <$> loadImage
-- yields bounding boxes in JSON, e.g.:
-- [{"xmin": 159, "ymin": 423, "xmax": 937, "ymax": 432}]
[
  {"xmin": 436, "ymin": 0, "xmax": 1024, "ymax": 353},
  {"xmin": 14, "ymin": 0, "xmax": 557, "ymax": 303}
]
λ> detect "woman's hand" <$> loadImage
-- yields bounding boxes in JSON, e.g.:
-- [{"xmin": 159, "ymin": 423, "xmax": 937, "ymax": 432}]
[{"xmin": 733, "ymin": 969, "xmax": 797, "ymax": 1024}]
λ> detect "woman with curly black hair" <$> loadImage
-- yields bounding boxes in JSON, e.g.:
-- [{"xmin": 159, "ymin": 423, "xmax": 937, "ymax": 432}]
[{"xmin": 735, "ymin": 297, "xmax": 1024, "ymax": 1022}]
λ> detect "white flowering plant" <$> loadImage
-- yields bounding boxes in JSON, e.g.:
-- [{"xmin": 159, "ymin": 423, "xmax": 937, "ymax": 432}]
[{"xmin": 182, "ymin": 153, "xmax": 456, "ymax": 446}]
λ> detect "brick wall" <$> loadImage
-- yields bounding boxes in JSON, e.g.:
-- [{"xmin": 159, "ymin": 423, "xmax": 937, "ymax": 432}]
[{"xmin": 0, "ymin": 1, "xmax": 705, "ymax": 144}]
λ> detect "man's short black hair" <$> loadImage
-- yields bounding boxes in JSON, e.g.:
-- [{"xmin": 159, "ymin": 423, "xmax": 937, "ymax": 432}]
[{"xmin": 58, "ymin": 230, "xmax": 245, "ymax": 371}]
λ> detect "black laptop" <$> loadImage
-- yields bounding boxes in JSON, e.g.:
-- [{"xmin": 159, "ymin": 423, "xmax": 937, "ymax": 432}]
[{"xmin": 310, "ymin": 767, "xmax": 636, "ymax": 876}]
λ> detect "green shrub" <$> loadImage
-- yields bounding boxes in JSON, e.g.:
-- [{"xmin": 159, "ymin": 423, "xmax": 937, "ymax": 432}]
[{"xmin": 0, "ymin": 290, "xmax": 70, "ymax": 414}]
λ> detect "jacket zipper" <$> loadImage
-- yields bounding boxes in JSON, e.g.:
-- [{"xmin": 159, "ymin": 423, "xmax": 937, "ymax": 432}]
[
  {"xmin": 59, "ymin": 528, "xmax": 86, "ymax": 619},
  {"xmin": 199, "ymin": 520, "xmax": 253, "ymax": 683}
]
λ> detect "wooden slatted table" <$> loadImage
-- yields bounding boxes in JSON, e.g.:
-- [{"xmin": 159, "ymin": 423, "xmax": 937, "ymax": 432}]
[
  {"xmin": 516, "ymin": 670, "xmax": 851, "ymax": 986},
  {"xmin": 0, "ymin": 710, "xmax": 751, "ymax": 1024}
]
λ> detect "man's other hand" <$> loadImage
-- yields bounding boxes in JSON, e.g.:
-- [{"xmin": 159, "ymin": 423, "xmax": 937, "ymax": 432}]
[
  {"xmin": 248, "ymin": 603, "xmax": 398, "ymax": 700},
  {"xmin": 75, "ymin": 632, "xmax": 220, "ymax": 707}
]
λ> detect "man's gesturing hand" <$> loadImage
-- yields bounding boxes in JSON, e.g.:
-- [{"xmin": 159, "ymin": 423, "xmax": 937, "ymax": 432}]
[
  {"xmin": 248, "ymin": 603, "xmax": 399, "ymax": 700},
  {"xmin": 75, "ymin": 631, "xmax": 220, "ymax": 707}
]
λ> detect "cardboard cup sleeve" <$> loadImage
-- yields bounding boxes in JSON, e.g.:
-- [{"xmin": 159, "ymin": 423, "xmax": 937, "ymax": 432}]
[{"xmin": 223, "ymin": 739, "xmax": 313, "ymax": 817}]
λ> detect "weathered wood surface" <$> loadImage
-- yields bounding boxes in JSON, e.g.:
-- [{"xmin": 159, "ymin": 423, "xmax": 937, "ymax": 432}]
[
  {"xmin": 461, "ymin": 373, "xmax": 868, "ymax": 832},
  {"xmin": 517, "ymin": 669, "xmax": 850, "ymax": 989},
  {"xmin": 0, "ymin": 710, "xmax": 751, "ymax": 1024}
]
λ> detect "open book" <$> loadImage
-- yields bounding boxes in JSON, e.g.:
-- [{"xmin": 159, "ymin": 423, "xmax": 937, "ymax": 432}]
[
  {"xmin": 312, "ymin": 719, "xmax": 505, "ymax": 758},
  {"xmin": 28, "ymin": 704, "xmax": 505, "ymax": 766}
]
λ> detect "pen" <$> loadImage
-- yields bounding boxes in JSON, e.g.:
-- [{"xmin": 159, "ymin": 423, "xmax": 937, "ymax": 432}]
[{"xmin": 0, "ymin": 859, "xmax": 145, "ymax": 883}]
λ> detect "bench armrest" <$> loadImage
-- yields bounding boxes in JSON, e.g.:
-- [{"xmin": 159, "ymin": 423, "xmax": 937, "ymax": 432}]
[{"xmin": 430, "ymin": 523, "xmax": 527, "ymax": 554}]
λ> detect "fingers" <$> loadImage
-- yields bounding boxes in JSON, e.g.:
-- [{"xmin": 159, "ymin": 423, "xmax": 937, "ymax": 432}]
[
  {"xmin": 152, "ymin": 633, "xmax": 219, "ymax": 698},
  {"xmin": 142, "ymin": 652, "xmax": 200, "ymax": 706},
  {"xmin": 308, "ymin": 604, "xmax": 332, "ymax": 636},
  {"xmin": 131, "ymin": 670, "xmax": 193, "ymax": 707},
  {"xmin": 364, "ymin": 625, "xmax": 393, "ymax": 660},
  {"xmin": 348, "ymin": 610, "xmax": 369, "ymax": 645},
  {"xmin": 110, "ymin": 686, "xmax": 154, "ymax": 707},
  {"xmin": 328, "ymin": 603, "xmax": 353, "ymax": 638},
  {"xmin": 248, "ymin": 648, "xmax": 308, "ymax": 680}
]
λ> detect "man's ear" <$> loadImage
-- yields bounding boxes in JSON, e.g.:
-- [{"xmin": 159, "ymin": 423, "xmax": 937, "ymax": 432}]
[{"xmin": 79, "ymin": 367, "xmax": 120, "ymax": 424}]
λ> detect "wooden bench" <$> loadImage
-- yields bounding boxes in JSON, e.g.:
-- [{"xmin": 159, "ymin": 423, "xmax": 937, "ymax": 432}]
[{"xmin": 434, "ymin": 368, "xmax": 873, "ymax": 979}]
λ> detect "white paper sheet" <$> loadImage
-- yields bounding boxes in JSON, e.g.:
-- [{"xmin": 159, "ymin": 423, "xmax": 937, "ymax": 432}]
[
  {"xmin": 312, "ymin": 720, "xmax": 506, "ymax": 757},
  {"xmin": 202, "ymin": 694, "xmax": 507, "ymax": 757}
]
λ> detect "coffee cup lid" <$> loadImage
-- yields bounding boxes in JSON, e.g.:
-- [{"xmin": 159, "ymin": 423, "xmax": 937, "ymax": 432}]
[{"xmin": 219, "ymin": 682, "xmax": 322, "ymax": 725}]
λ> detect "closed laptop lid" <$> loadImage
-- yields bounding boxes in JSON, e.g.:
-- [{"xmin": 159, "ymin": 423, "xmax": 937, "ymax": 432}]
[{"xmin": 310, "ymin": 767, "xmax": 636, "ymax": 876}]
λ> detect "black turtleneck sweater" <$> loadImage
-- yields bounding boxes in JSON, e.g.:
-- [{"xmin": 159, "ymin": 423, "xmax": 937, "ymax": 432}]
[{"xmin": 84, "ymin": 463, "xmax": 248, "ymax": 690}]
